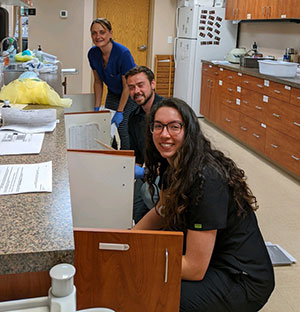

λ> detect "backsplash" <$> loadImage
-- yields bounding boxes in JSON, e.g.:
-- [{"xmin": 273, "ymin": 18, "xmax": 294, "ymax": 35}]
[{"xmin": 238, "ymin": 21, "xmax": 300, "ymax": 61}]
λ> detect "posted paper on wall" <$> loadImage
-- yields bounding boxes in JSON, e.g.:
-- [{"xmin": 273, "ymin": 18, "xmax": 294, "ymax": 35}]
[{"xmin": 0, "ymin": 161, "xmax": 52, "ymax": 195}]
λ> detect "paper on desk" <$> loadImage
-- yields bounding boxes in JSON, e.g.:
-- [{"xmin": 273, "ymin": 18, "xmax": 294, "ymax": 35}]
[
  {"xmin": 0, "ymin": 161, "xmax": 52, "ymax": 195},
  {"xmin": 0, "ymin": 131, "xmax": 45, "ymax": 155},
  {"xmin": 0, "ymin": 108, "xmax": 57, "ymax": 133}
]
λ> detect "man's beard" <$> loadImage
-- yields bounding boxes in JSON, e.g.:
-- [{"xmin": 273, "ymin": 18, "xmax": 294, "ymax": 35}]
[{"xmin": 137, "ymin": 90, "xmax": 154, "ymax": 107}]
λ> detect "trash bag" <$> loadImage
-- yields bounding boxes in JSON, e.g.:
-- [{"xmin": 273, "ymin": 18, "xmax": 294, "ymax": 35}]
[{"xmin": 0, "ymin": 76, "xmax": 72, "ymax": 108}]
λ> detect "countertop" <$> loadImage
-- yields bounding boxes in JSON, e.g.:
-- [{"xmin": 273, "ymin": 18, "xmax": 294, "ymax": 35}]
[
  {"xmin": 0, "ymin": 106, "xmax": 74, "ymax": 275},
  {"xmin": 202, "ymin": 60, "xmax": 300, "ymax": 89}
]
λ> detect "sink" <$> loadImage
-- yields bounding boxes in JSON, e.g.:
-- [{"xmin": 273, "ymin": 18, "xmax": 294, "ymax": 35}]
[{"xmin": 4, "ymin": 63, "xmax": 26, "ymax": 72}]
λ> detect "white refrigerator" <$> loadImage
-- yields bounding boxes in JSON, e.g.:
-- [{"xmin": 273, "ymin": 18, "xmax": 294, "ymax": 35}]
[{"xmin": 173, "ymin": 5, "xmax": 238, "ymax": 116}]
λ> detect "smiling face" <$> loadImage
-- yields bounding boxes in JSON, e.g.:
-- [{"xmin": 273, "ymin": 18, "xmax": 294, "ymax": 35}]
[
  {"xmin": 127, "ymin": 72, "xmax": 155, "ymax": 109},
  {"xmin": 152, "ymin": 107, "xmax": 185, "ymax": 163},
  {"xmin": 91, "ymin": 22, "xmax": 112, "ymax": 49}
]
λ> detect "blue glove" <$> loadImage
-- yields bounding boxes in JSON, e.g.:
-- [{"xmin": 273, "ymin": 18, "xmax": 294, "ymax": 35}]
[
  {"xmin": 94, "ymin": 106, "xmax": 100, "ymax": 112},
  {"xmin": 135, "ymin": 165, "xmax": 144, "ymax": 179},
  {"xmin": 111, "ymin": 111, "xmax": 124, "ymax": 128}
]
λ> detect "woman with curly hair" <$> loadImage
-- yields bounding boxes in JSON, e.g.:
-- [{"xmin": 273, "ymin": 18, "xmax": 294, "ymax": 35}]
[{"xmin": 134, "ymin": 98, "xmax": 274, "ymax": 312}]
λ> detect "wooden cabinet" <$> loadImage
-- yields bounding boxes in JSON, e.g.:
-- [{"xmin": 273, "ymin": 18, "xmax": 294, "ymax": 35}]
[
  {"xmin": 200, "ymin": 63, "xmax": 222, "ymax": 121},
  {"xmin": 226, "ymin": 0, "xmax": 300, "ymax": 20},
  {"xmin": 200, "ymin": 62, "xmax": 300, "ymax": 178},
  {"xmin": 225, "ymin": 0, "xmax": 249, "ymax": 20}
]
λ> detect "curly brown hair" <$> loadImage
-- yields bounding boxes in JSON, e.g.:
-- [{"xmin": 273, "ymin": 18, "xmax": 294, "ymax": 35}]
[{"xmin": 144, "ymin": 98, "xmax": 258, "ymax": 230}]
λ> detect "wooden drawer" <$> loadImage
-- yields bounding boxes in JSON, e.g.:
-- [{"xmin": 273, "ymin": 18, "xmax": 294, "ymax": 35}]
[
  {"xmin": 290, "ymin": 88, "xmax": 300, "ymax": 107},
  {"xmin": 265, "ymin": 98, "xmax": 300, "ymax": 141},
  {"xmin": 240, "ymin": 74, "xmax": 265, "ymax": 93},
  {"xmin": 222, "ymin": 93, "xmax": 240, "ymax": 111},
  {"xmin": 263, "ymin": 80, "xmax": 291, "ymax": 103},
  {"xmin": 239, "ymin": 114, "xmax": 266, "ymax": 154},
  {"xmin": 240, "ymin": 89, "xmax": 266, "ymax": 122},
  {"xmin": 202, "ymin": 63, "xmax": 221, "ymax": 78},
  {"xmin": 221, "ymin": 68, "xmax": 242, "ymax": 85},
  {"xmin": 220, "ymin": 105, "xmax": 240, "ymax": 137},
  {"xmin": 265, "ymin": 127, "xmax": 300, "ymax": 176}
]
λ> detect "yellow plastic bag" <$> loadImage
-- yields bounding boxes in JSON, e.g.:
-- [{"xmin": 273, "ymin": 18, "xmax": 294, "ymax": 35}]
[
  {"xmin": 0, "ymin": 78, "xmax": 72, "ymax": 108},
  {"xmin": 15, "ymin": 52, "xmax": 34, "ymax": 62}
]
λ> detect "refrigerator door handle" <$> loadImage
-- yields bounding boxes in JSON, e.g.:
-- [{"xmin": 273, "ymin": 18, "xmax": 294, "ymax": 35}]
[
  {"xmin": 174, "ymin": 37, "xmax": 178, "ymax": 69},
  {"xmin": 175, "ymin": 7, "xmax": 179, "ymax": 36}
]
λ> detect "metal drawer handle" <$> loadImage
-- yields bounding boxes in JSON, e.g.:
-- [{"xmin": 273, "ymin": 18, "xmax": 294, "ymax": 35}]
[
  {"xmin": 240, "ymin": 127, "xmax": 247, "ymax": 131},
  {"xmin": 293, "ymin": 122, "xmax": 300, "ymax": 127},
  {"xmin": 297, "ymin": 96, "xmax": 300, "ymax": 100},
  {"xmin": 164, "ymin": 249, "xmax": 169, "ymax": 283},
  {"xmin": 228, "ymin": 75, "xmax": 233, "ymax": 79},
  {"xmin": 274, "ymin": 89, "xmax": 281, "ymax": 94},
  {"xmin": 271, "ymin": 144, "xmax": 278, "ymax": 149},
  {"xmin": 204, "ymin": 68, "xmax": 208, "ymax": 71},
  {"xmin": 227, "ymin": 88, "xmax": 233, "ymax": 92},
  {"xmin": 253, "ymin": 133, "xmax": 260, "ymax": 138},
  {"xmin": 272, "ymin": 113, "xmax": 280, "ymax": 118},
  {"xmin": 242, "ymin": 100, "xmax": 248, "ymax": 104},
  {"xmin": 225, "ymin": 118, "xmax": 231, "ymax": 122},
  {"xmin": 99, "ymin": 243, "xmax": 130, "ymax": 251},
  {"xmin": 291, "ymin": 155, "xmax": 299, "ymax": 161},
  {"xmin": 244, "ymin": 80, "xmax": 249, "ymax": 84},
  {"xmin": 226, "ymin": 100, "xmax": 233, "ymax": 103},
  {"xmin": 255, "ymin": 105, "xmax": 262, "ymax": 110},
  {"xmin": 257, "ymin": 84, "xmax": 263, "ymax": 88}
]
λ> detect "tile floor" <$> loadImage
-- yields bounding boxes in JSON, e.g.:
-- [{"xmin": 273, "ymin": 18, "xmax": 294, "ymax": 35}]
[{"xmin": 199, "ymin": 118, "xmax": 300, "ymax": 312}]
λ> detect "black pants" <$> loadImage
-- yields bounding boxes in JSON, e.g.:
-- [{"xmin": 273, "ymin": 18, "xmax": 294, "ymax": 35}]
[
  {"xmin": 105, "ymin": 90, "xmax": 137, "ymax": 150},
  {"xmin": 180, "ymin": 267, "xmax": 268, "ymax": 312}
]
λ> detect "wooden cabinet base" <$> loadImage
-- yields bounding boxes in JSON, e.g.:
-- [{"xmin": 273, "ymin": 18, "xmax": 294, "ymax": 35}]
[{"xmin": 0, "ymin": 271, "xmax": 50, "ymax": 302}]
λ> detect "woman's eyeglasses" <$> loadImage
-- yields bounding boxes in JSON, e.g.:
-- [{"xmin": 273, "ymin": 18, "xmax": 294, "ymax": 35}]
[{"xmin": 150, "ymin": 121, "xmax": 184, "ymax": 135}]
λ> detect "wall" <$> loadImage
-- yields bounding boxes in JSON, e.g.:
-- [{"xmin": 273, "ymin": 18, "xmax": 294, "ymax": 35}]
[
  {"xmin": 151, "ymin": 0, "xmax": 177, "ymax": 69},
  {"xmin": 28, "ymin": 0, "xmax": 94, "ymax": 94},
  {"xmin": 238, "ymin": 21, "xmax": 300, "ymax": 60}
]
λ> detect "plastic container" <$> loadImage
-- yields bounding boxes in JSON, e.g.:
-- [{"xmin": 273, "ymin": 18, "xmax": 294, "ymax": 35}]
[{"xmin": 258, "ymin": 60, "xmax": 298, "ymax": 77}]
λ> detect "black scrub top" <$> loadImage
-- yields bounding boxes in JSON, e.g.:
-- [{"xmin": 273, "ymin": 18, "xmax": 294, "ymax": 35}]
[{"xmin": 165, "ymin": 165, "xmax": 274, "ymax": 303}]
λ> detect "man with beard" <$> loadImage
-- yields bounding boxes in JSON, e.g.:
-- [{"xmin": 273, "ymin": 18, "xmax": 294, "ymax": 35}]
[{"xmin": 126, "ymin": 66, "xmax": 163, "ymax": 223}]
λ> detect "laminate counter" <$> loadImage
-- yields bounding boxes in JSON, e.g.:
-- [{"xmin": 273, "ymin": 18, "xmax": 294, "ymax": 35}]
[
  {"xmin": 202, "ymin": 60, "xmax": 300, "ymax": 89},
  {"xmin": 0, "ymin": 106, "xmax": 74, "ymax": 275}
]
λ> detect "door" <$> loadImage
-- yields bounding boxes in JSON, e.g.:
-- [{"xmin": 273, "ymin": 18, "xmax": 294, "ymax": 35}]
[
  {"xmin": 173, "ymin": 38, "xmax": 197, "ymax": 106},
  {"xmin": 97, "ymin": 0, "xmax": 150, "ymax": 66}
]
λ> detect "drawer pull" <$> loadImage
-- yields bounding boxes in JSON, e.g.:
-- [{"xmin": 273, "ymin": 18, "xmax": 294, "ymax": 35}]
[
  {"xmin": 225, "ymin": 118, "xmax": 231, "ymax": 123},
  {"xmin": 204, "ymin": 68, "xmax": 208, "ymax": 72},
  {"xmin": 99, "ymin": 243, "xmax": 130, "ymax": 251},
  {"xmin": 272, "ymin": 113, "xmax": 280, "ymax": 118},
  {"xmin": 293, "ymin": 121, "xmax": 300, "ymax": 127},
  {"xmin": 242, "ymin": 100, "xmax": 248, "ymax": 104},
  {"xmin": 271, "ymin": 144, "xmax": 278, "ymax": 149},
  {"xmin": 253, "ymin": 133, "xmax": 260, "ymax": 138},
  {"xmin": 228, "ymin": 75, "xmax": 233, "ymax": 79},
  {"xmin": 227, "ymin": 88, "xmax": 233, "ymax": 92},
  {"xmin": 274, "ymin": 89, "xmax": 281, "ymax": 94},
  {"xmin": 255, "ymin": 105, "xmax": 262, "ymax": 110},
  {"xmin": 226, "ymin": 99, "xmax": 233, "ymax": 104},
  {"xmin": 291, "ymin": 155, "xmax": 300, "ymax": 161},
  {"xmin": 244, "ymin": 80, "xmax": 249, "ymax": 84},
  {"xmin": 297, "ymin": 96, "xmax": 300, "ymax": 100},
  {"xmin": 240, "ymin": 127, "xmax": 247, "ymax": 131},
  {"xmin": 257, "ymin": 84, "xmax": 263, "ymax": 88}
]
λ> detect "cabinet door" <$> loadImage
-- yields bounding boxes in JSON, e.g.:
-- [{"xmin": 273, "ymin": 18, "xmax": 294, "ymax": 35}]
[
  {"xmin": 265, "ymin": 127, "xmax": 300, "ymax": 176},
  {"xmin": 240, "ymin": 88, "xmax": 266, "ymax": 122},
  {"xmin": 200, "ymin": 73, "xmax": 212, "ymax": 118},
  {"xmin": 225, "ymin": 0, "xmax": 238, "ymax": 20},
  {"xmin": 252, "ymin": 0, "xmax": 270, "ymax": 19},
  {"xmin": 220, "ymin": 105, "xmax": 240, "ymax": 137},
  {"xmin": 210, "ymin": 79, "xmax": 223, "ymax": 124},
  {"xmin": 290, "ymin": 87, "xmax": 300, "ymax": 107},
  {"xmin": 269, "ymin": 0, "xmax": 297, "ymax": 19}
]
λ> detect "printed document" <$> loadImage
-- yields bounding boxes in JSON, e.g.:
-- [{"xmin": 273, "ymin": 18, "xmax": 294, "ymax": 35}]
[
  {"xmin": 0, "ymin": 131, "xmax": 45, "ymax": 155},
  {"xmin": 0, "ymin": 108, "xmax": 57, "ymax": 133},
  {"xmin": 0, "ymin": 161, "xmax": 52, "ymax": 195},
  {"xmin": 69, "ymin": 123, "xmax": 101, "ymax": 150}
]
